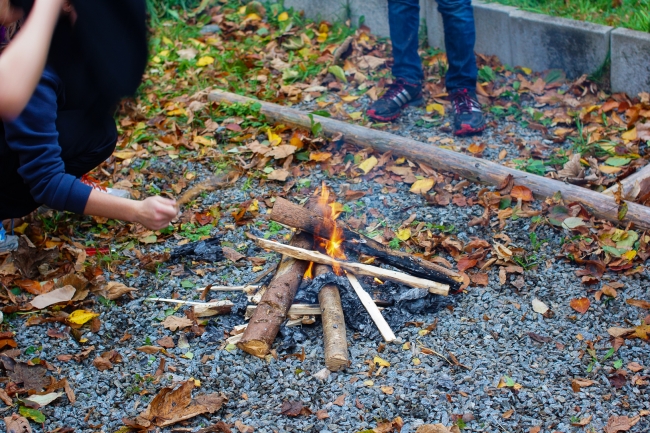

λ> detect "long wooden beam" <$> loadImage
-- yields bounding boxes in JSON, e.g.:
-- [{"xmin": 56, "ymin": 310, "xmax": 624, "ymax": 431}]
[
  {"xmin": 208, "ymin": 90, "xmax": 650, "ymax": 230},
  {"xmin": 603, "ymin": 164, "xmax": 650, "ymax": 199}
]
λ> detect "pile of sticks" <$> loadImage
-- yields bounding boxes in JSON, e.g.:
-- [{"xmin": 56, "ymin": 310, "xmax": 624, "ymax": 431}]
[{"xmin": 235, "ymin": 197, "xmax": 460, "ymax": 371}]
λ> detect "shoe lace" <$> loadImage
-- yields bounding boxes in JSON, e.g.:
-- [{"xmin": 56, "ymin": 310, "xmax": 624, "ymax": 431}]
[
  {"xmin": 451, "ymin": 89, "xmax": 479, "ymax": 114},
  {"xmin": 382, "ymin": 80, "xmax": 407, "ymax": 102}
]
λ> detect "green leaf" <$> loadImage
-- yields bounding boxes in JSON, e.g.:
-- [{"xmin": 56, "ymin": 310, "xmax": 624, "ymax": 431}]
[
  {"xmin": 602, "ymin": 347, "xmax": 615, "ymax": 361},
  {"xmin": 605, "ymin": 156, "xmax": 631, "ymax": 167},
  {"xmin": 618, "ymin": 202, "xmax": 628, "ymax": 221},
  {"xmin": 499, "ymin": 197, "xmax": 512, "ymax": 210},
  {"xmin": 602, "ymin": 245, "xmax": 623, "ymax": 257},
  {"xmin": 328, "ymin": 65, "xmax": 347, "ymax": 83},
  {"xmin": 181, "ymin": 280, "xmax": 195, "ymax": 288},
  {"xmin": 616, "ymin": 230, "xmax": 639, "ymax": 249},
  {"xmin": 310, "ymin": 110, "xmax": 331, "ymax": 118},
  {"xmin": 613, "ymin": 359, "xmax": 623, "ymax": 369},
  {"xmin": 19, "ymin": 406, "xmax": 46, "ymax": 423},
  {"xmin": 505, "ymin": 376, "xmax": 515, "ymax": 387}
]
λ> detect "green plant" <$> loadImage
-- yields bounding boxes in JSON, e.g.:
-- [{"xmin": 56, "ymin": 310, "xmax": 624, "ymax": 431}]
[
  {"xmin": 179, "ymin": 222, "xmax": 212, "ymax": 242},
  {"xmin": 388, "ymin": 238, "xmax": 401, "ymax": 249},
  {"xmin": 513, "ymin": 253, "xmax": 540, "ymax": 271},
  {"xmin": 529, "ymin": 232, "xmax": 547, "ymax": 251}
]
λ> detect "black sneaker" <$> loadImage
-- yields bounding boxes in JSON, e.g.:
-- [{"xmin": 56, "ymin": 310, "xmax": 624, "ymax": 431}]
[
  {"xmin": 367, "ymin": 78, "xmax": 424, "ymax": 122},
  {"xmin": 449, "ymin": 88, "xmax": 486, "ymax": 136}
]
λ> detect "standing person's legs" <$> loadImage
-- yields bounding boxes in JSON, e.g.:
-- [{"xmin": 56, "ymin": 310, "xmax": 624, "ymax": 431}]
[
  {"xmin": 367, "ymin": 0, "xmax": 424, "ymax": 121},
  {"xmin": 435, "ymin": 0, "xmax": 477, "ymax": 92},
  {"xmin": 388, "ymin": 0, "xmax": 424, "ymax": 85}
]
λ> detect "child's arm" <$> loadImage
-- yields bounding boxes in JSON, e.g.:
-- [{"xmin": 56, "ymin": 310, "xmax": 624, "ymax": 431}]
[
  {"xmin": 83, "ymin": 191, "xmax": 178, "ymax": 231},
  {"xmin": 0, "ymin": 0, "xmax": 64, "ymax": 119}
]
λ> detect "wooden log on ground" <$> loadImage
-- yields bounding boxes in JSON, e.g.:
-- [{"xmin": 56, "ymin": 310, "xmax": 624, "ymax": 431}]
[
  {"xmin": 315, "ymin": 264, "xmax": 349, "ymax": 371},
  {"xmin": 271, "ymin": 197, "xmax": 460, "ymax": 287},
  {"xmin": 603, "ymin": 164, "xmax": 650, "ymax": 199},
  {"xmin": 237, "ymin": 232, "xmax": 313, "ymax": 358},
  {"xmin": 245, "ymin": 304, "xmax": 322, "ymax": 318},
  {"xmin": 208, "ymin": 90, "xmax": 650, "ymax": 230},
  {"xmin": 250, "ymin": 236, "xmax": 449, "ymax": 295},
  {"xmin": 346, "ymin": 273, "xmax": 396, "ymax": 343}
]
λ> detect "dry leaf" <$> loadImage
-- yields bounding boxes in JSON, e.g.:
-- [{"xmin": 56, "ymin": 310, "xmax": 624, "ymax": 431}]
[
  {"xmin": 511, "ymin": 185, "xmax": 533, "ymax": 202},
  {"xmin": 415, "ymin": 424, "xmax": 460, "ymax": 433},
  {"xmin": 162, "ymin": 316, "xmax": 193, "ymax": 332},
  {"xmin": 29, "ymin": 285, "xmax": 76, "ymax": 309},
  {"xmin": 3, "ymin": 414, "xmax": 32, "ymax": 433},
  {"xmin": 570, "ymin": 297, "xmax": 590, "ymax": 314},
  {"xmin": 627, "ymin": 299, "xmax": 650, "ymax": 309},
  {"xmin": 104, "ymin": 282, "xmax": 137, "ymax": 300},
  {"xmin": 235, "ymin": 420, "xmax": 254, "ymax": 433},
  {"xmin": 604, "ymin": 415, "xmax": 637, "ymax": 433},
  {"xmin": 332, "ymin": 394, "xmax": 346, "ymax": 406},
  {"xmin": 380, "ymin": 386, "xmax": 394, "ymax": 395},
  {"xmin": 571, "ymin": 378, "xmax": 595, "ymax": 392},
  {"xmin": 358, "ymin": 156, "xmax": 378, "ymax": 174},
  {"xmin": 532, "ymin": 298, "xmax": 549, "ymax": 315},
  {"xmin": 222, "ymin": 247, "xmax": 245, "ymax": 262},
  {"xmin": 267, "ymin": 145, "xmax": 297, "ymax": 159},
  {"xmin": 267, "ymin": 169, "xmax": 290, "ymax": 181},
  {"xmin": 410, "ymin": 178, "xmax": 435, "ymax": 194},
  {"xmin": 502, "ymin": 409, "xmax": 514, "ymax": 419},
  {"xmin": 309, "ymin": 152, "xmax": 332, "ymax": 162}
]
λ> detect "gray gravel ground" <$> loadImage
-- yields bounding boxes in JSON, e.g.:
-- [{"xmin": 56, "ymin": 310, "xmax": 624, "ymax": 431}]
[{"xmin": 7, "ymin": 104, "xmax": 650, "ymax": 433}]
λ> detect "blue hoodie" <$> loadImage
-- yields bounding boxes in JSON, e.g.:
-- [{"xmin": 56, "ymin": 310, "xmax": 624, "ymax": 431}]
[{"xmin": 1, "ymin": 66, "xmax": 93, "ymax": 215}]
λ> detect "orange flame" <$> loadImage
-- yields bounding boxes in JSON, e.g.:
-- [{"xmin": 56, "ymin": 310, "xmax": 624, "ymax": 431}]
[
  {"xmin": 315, "ymin": 182, "xmax": 346, "ymax": 275},
  {"xmin": 304, "ymin": 261, "xmax": 314, "ymax": 280}
]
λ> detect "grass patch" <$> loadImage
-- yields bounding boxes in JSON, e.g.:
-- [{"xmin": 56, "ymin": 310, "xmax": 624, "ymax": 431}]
[{"xmin": 486, "ymin": 0, "xmax": 650, "ymax": 32}]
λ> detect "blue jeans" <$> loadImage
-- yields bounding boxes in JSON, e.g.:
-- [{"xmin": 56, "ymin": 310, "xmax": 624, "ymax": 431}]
[{"xmin": 388, "ymin": 0, "xmax": 477, "ymax": 92}]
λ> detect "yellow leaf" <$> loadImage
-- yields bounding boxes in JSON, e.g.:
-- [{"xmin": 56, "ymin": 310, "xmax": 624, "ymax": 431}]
[
  {"xmin": 248, "ymin": 200, "xmax": 259, "ymax": 212},
  {"xmin": 349, "ymin": 111, "xmax": 363, "ymax": 120},
  {"xmin": 520, "ymin": 67, "xmax": 532, "ymax": 75},
  {"xmin": 341, "ymin": 95, "xmax": 360, "ymax": 102},
  {"xmin": 68, "ymin": 310, "xmax": 100, "ymax": 325},
  {"xmin": 317, "ymin": 32, "xmax": 328, "ymax": 43},
  {"xmin": 418, "ymin": 329, "xmax": 429, "ymax": 336},
  {"xmin": 309, "ymin": 151, "xmax": 332, "ymax": 162},
  {"xmin": 373, "ymin": 356, "xmax": 390, "ymax": 367},
  {"xmin": 395, "ymin": 157, "xmax": 406, "ymax": 164},
  {"xmin": 162, "ymin": 36, "xmax": 173, "ymax": 46},
  {"xmin": 358, "ymin": 156, "xmax": 378, "ymax": 174},
  {"xmin": 623, "ymin": 250, "xmax": 637, "ymax": 261},
  {"xmin": 193, "ymin": 136, "xmax": 213, "ymax": 146},
  {"xmin": 364, "ymin": 380, "xmax": 374, "ymax": 386},
  {"xmin": 319, "ymin": 23, "xmax": 329, "ymax": 33},
  {"xmin": 599, "ymin": 165, "xmax": 623, "ymax": 174},
  {"xmin": 412, "ymin": 358, "xmax": 421, "ymax": 365},
  {"xmin": 622, "ymin": 127, "xmax": 637, "ymax": 141},
  {"xmin": 278, "ymin": 11, "xmax": 289, "ymax": 21},
  {"xmin": 167, "ymin": 108, "xmax": 187, "ymax": 117},
  {"xmin": 267, "ymin": 130, "xmax": 282, "ymax": 146},
  {"xmin": 426, "ymin": 103, "xmax": 445, "ymax": 117},
  {"xmin": 158, "ymin": 49, "xmax": 170, "ymax": 58},
  {"xmin": 245, "ymin": 13, "xmax": 262, "ymax": 21},
  {"xmin": 396, "ymin": 228, "xmax": 411, "ymax": 241},
  {"xmin": 410, "ymin": 178, "xmax": 435, "ymax": 194},
  {"xmin": 113, "ymin": 150, "xmax": 136, "ymax": 160},
  {"xmin": 152, "ymin": 56, "xmax": 162, "ymax": 64},
  {"xmin": 196, "ymin": 56, "xmax": 215, "ymax": 67}
]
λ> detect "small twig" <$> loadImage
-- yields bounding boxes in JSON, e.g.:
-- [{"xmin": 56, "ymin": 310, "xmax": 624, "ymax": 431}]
[
  {"xmin": 346, "ymin": 273, "xmax": 396, "ymax": 343},
  {"xmin": 147, "ymin": 298, "xmax": 233, "ymax": 308},
  {"xmin": 418, "ymin": 344, "xmax": 453, "ymax": 365},
  {"xmin": 193, "ymin": 285, "xmax": 259, "ymax": 292}
]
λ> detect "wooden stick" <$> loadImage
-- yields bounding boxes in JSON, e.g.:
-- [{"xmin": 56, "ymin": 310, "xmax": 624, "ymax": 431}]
[
  {"xmin": 237, "ymin": 231, "xmax": 313, "ymax": 358},
  {"xmin": 208, "ymin": 90, "xmax": 650, "ymax": 230},
  {"xmin": 194, "ymin": 285, "xmax": 259, "ymax": 292},
  {"xmin": 346, "ymin": 273, "xmax": 396, "ymax": 343},
  {"xmin": 147, "ymin": 298, "xmax": 233, "ymax": 317},
  {"xmin": 603, "ymin": 164, "xmax": 650, "ymax": 199},
  {"xmin": 315, "ymin": 264, "xmax": 349, "ymax": 371},
  {"xmin": 250, "ymin": 236, "xmax": 449, "ymax": 296},
  {"xmin": 245, "ymin": 304, "xmax": 322, "ymax": 317},
  {"xmin": 271, "ymin": 197, "xmax": 460, "ymax": 287}
]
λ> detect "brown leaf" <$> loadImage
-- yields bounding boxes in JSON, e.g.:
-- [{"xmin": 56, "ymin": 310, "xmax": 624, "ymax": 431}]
[
  {"xmin": 557, "ymin": 154, "xmax": 585, "ymax": 180},
  {"xmin": 15, "ymin": 279, "xmax": 51, "ymax": 295},
  {"xmin": 502, "ymin": 409, "xmax": 514, "ymax": 419},
  {"xmin": 266, "ymin": 144, "xmax": 297, "ymax": 159},
  {"xmin": 157, "ymin": 336, "xmax": 175, "ymax": 349},
  {"xmin": 527, "ymin": 332, "xmax": 552, "ymax": 343},
  {"xmin": 235, "ymin": 420, "xmax": 254, "ymax": 433},
  {"xmin": 29, "ymin": 285, "xmax": 76, "ymax": 309},
  {"xmin": 415, "ymin": 425, "xmax": 459, "ymax": 433},
  {"xmin": 222, "ymin": 247, "xmax": 245, "ymax": 262},
  {"xmin": 136, "ymin": 346, "xmax": 164, "ymax": 354},
  {"xmin": 267, "ymin": 168, "xmax": 290, "ymax": 181},
  {"xmin": 511, "ymin": 185, "xmax": 533, "ymax": 202},
  {"xmin": 627, "ymin": 299, "xmax": 650, "ymax": 309},
  {"xmin": 3, "ymin": 414, "xmax": 32, "ymax": 433},
  {"xmin": 602, "ymin": 285, "xmax": 618, "ymax": 298},
  {"xmin": 570, "ymin": 297, "xmax": 590, "ymax": 314},
  {"xmin": 627, "ymin": 361, "xmax": 644, "ymax": 372},
  {"xmin": 467, "ymin": 142, "xmax": 485, "ymax": 154},
  {"xmin": 46, "ymin": 328, "xmax": 67, "ymax": 339},
  {"xmin": 126, "ymin": 381, "xmax": 227, "ymax": 427},
  {"xmin": 104, "ymin": 282, "xmax": 137, "ymax": 300},
  {"xmin": 380, "ymin": 386, "xmax": 394, "ymax": 395},
  {"xmin": 604, "ymin": 415, "xmax": 636, "ymax": 433},
  {"xmin": 92, "ymin": 356, "xmax": 113, "ymax": 372},
  {"xmin": 0, "ymin": 356, "xmax": 49, "ymax": 392},
  {"xmin": 470, "ymin": 273, "xmax": 489, "ymax": 286},
  {"xmin": 162, "ymin": 316, "xmax": 193, "ymax": 332},
  {"xmin": 316, "ymin": 409, "xmax": 329, "ymax": 420},
  {"xmin": 608, "ymin": 327, "xmax": 635, "ymax": 338},
  {"xmin": 280, "ymin": 401, "xmax": 304, "ymax": 416},
  {"xmin": 609, "ymin": 371, "xmax": 627, "ymax": 388},
  {"xmin": 456, "ymin": 258, "xmax": 477, "ymax": 272},
  {"xmin": 196, "ymin": 421, "xmax": 232, "ymax": 433},
  {"xmin": 332, "ymin": 394, "xmax": 346, "ymax": 406},
  {"xmin": 0, "ymin": 388, "xmax": 12, "ymax": 406},
  {"xmin": 571, "ymin": 378, "xmax": 595, "ymax": 392},
  {"xmin": 571, "ymin": 415, "xmax": 592, "ymax": 426}
]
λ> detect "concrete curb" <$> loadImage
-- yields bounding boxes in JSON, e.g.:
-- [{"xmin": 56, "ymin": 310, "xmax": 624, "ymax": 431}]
[{"xmin": 281, "ymin": 0, "xmax": 650, "ymax": 96}]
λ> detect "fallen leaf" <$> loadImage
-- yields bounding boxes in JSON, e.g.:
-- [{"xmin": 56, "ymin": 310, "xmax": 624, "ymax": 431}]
[
  {"xmin": 426, "ymin": 103, "xmax": 445, "ymax": 117},
  {"xmin": 627, "ymin": 362, "xmax": 644, "ymax": 372},
  {"xmin": 333, "ymin": 394, "xmax": 346, "ymax": 406},
  {"xmin": 316, "ymin": 409, "xmax": 329, "ymax": 420},
  {"xmin": 104, "ymin": 282, "xmax": 137, "ymax": 300},
  {"xmin": 4, "ymin": 414, "xmax": 32, "ymax": 433},
  {"xmin": 358, "ymin": 156, "xmax": 378, "ymax": 174},
  {"xmin": 381, "ymin": 386, "xmax": 394, "ymax": 395},
  {"xmin": 15, "ymin": 279, "xmax": 50, "ymax": 295},
  {"xmin": 162, "ymin": 316, "xmax": 193, "ymax": 332},
  {"xmin": 627, "ymin": 299, "xmax": 650, "ymax": 310},
  {"xmin": 309, "ymin": 152, "xmax": 332, "ymax": 162},
  {"xmin": 571, "ymin": 378, "xmax": 596, "ymax": 392},
  {"xmin": 502, "ymin": 409, "xmax": 514, "ymax": 419},
  {"xmin": 196, "ymin": 56, "xmax": 215, "ymax": 67},
  {"xmin": 0, "ymin": 356, "xmax": 49, "ymax": 392},
  {"xmin": 511, "ymin": 185, "xmax": 533, "ymax": 202},
  {"xmin": 415, "ymin": 424, "xmax": 459, "ymax": 433},
  {"xmin": 279, "ymin": 401, "xmax": 306, "ymax": 416},
  {"xmin": 68, "ymin": 310, "xmax": 100, "ymax": 325},
  {"xmin": 267, "ymin": 144, "xmax": 297, "ymax": 159},
  {"xmin": 457, "ymin": 258, "xmax": 477, "ymax": 272},
  {"xmin": 604, "ymin": 415, "xmax": 637, "ymax": 433},
  {"xmin": 267, "ymin": 169, "xmax": 290, "ymax": 181},
  {"xmin": 222, "ymin": 247, "xmax": 245, "ymax": 262},
  {"xmin": 467, "ymin": 142, "xmax": 485, "ymax": 154},
  {"xmin": 570, "ymin": 297, "xmax": 590, "ymax": 314},
  {"xmin": 22, "ymin": 392, "xmax": 62, "ymax": 408},
  {"xmin": 235, "ymin": 420, "xmax": 254, "ymax": 433},
  {"xmin": 571, "ymin": 415, "xmax": 592, "ymax": 426},
  {"xmin": 136, "ymin": 346, "xmax": 164, "ymax": 354},
  {"xmin": 125, "ymin": 381, "xmax": 227, "ymax": 427},
  {"xmin": 92, "ymin": 356, "xmax": 113, "ymax": 372},
  {"xmin": 410, "ymin": 178, "xmax": 435, "ymax": 194},
  {"xmin": 532, "ymin": 298, "xmax": 549, "ymax": 315},
  {"xmin": 396, "ymin": 228, "xmax": 411, "ymax": 241},
  {"xmin": 29, "ymin": 285, "xmax": 76, "ymax": 309},
  {"xmin": 608, "ymin": 327, "xmax": 634, "ymax": 338}
]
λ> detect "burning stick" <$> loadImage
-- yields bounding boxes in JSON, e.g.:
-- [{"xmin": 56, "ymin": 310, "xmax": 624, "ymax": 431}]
[
  {"xmin": 314, "ymin": 264, "xmax": 349, "ymax": 371},
  {"xmin": 270, "ymin": 197, "xmax": 461, "ymax": 288},
  {"xmin": 249, "ymin": 236, "xmax": 449, "ymax": 296},
  {"xmin": 346, "ymin": 273, "xmax": 396, "ymax": 343}
]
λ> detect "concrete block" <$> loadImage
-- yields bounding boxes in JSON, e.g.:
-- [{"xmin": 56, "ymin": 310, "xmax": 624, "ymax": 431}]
[
  {"xmin": 473, "ymin": 1, "xmax": 516, "ymax": 65},
  {"xmin": 424, "ymin": 0, "xmax": 445, "ymax": 50},
  {"xmin": 611, "ymin": 28, "xmax": 650, "ymax": 96},
  {"xmin": 509, "ymin": 10, "xmax": 611, "ymax": 79},
  {"xmin": 350, "ymin": 0, "xmax": 390, "ymax": 37},
  {"xmin": 283, "ymin": 0, "xmax": 349, "ymax": 24}
]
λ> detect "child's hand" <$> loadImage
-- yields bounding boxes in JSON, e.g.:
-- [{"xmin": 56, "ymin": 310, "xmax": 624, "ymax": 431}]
[{"xmin": 135, "ymin": 196, "xmax": 178, "ymax": 230}]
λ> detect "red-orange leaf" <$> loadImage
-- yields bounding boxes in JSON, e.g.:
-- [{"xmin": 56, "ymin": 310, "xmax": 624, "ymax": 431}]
[
  {"xmin": 511, "ymin": 185, "xmax": 534, "ymax": 202},
  {"xmin": 570, "ymin": 297, "xmax": 590, "ymax": 314},
  {"xmin": 457, "ymin": 258, "xmax": 478, "ymax": 272}
]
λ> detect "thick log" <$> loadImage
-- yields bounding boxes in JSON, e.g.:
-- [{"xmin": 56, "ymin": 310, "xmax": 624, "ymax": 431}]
[
  {"xmin": 237, "ymin": 231, "xmax": 313, "ymax": 358},
  {"xmin": 208, "ymin": 90, "xmax": 650, "ymax": 230},
  {"xmin": 271, "ymin": 197, "xmax": 460, "ymax": 288},
  {"xmin": 603, "ymin": 164, "xmax": 650, "ymax": 200},
  {"xmin": 245, "ymin": 304, "xmax": 322, "ymax": 318},
  {"xmin": 250, "ymin": 236, "xmax": 449, "ymax": 295},
  {"xmin": 315, "ymin": 264, "xmax": 349, "ymax": 371},
  {"xmin": 346, "ymin": 273, "xmax": 396, "ymax": 343}
]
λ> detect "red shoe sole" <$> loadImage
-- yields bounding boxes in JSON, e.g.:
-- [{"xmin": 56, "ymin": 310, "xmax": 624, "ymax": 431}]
[{"xmin": 454, "ymin": 123, "xmax": 486, "ymax": 136}]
